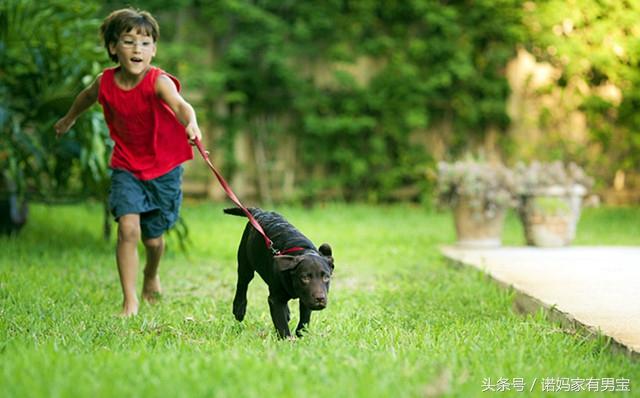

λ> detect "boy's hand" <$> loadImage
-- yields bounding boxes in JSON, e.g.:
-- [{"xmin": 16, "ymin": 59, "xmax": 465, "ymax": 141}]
[
  {"xmin": 54, "ymin": 117, "xmax": 75, "ymax": 138},
  {"xmin": 186, "ymin": 122, "xmax": 202, "ymax": 145}
]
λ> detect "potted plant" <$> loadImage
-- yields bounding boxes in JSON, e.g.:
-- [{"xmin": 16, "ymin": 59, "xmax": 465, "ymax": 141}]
[
  {"xmin": 437, "ymin": 160, "xmax": 516, "ymax": 248},
  {"xmin": 0, "ymin": 170, "xmax": 28, "ymax": 235},
  {"xmin": 514, "ymin": 161, "xmax": 594, "ymax": 247}
]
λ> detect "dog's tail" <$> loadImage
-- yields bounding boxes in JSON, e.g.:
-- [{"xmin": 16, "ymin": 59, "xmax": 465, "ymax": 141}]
[{"xmin": 223, "ymin": 207, "xmax": 253, "ymax": 217}]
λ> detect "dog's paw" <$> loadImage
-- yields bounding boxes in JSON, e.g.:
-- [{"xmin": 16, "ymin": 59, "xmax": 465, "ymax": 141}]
[
  {"xmin": 295, "ymin": 326, "xmax": 307, "ymax": 338},
  {"xmin": 232, "ymin": 299, "xmax": 247, "ymax": 321}
]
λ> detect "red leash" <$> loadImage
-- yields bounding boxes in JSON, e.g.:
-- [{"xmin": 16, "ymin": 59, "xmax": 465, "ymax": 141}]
[{"xmin": 193, "ymin": 138, "xmax": 302, "ymax": 256}]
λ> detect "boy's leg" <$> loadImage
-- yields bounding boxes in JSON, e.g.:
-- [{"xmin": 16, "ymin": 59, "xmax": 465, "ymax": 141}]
[
  {"xmin": 116, "ymin": 213, "xmax": 141, "ymax": 316},
  {"xmin": 139, "ymin": 166, "xmax": 183, "ymax": 304},
  {"xmin": 142, "ymin": 235, "xmax": 164, "ymax": 303}
]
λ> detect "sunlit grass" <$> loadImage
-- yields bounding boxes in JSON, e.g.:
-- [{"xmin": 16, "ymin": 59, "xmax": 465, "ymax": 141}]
[{"xmin": 1, "ymin": 202, "xmax": 639, "ymax": 397}]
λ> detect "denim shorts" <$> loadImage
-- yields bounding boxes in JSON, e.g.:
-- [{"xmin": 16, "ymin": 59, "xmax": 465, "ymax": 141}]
[{"xmin": 108, "ymin": 166, "xmax": 183, "ymax": 239}]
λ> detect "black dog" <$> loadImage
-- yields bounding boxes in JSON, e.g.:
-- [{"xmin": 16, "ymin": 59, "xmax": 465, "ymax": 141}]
[{"xmin": 224, "ymin": 208, "xmax": 334, "ymax": 338}]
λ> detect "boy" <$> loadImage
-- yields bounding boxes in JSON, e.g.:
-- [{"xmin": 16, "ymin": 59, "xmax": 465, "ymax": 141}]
[{"xmin": 55, "ymin": 8, "xmax": 202, "ymax": 316}]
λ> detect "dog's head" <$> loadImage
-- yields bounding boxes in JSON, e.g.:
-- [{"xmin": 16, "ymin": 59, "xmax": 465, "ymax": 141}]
[{"xmin": 274, "ymin": 243, "xmax": 334, "ymax": 310}]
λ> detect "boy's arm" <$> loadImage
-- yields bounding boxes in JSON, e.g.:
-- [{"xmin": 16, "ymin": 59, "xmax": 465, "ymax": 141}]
[
  {"xmin": 54, "ymin": 74, "xmax": 101, "ymax": 137},
  {"xmin": 156, "ymin": 74, "xmax": 202, "ymax": 144}
]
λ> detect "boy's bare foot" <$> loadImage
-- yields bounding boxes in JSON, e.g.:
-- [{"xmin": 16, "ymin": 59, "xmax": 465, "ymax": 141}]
[
  {"xmin": 142, "ymin": 274, "xmax": 162, "ymax": 304},
  {"xmin": 120, "ymin": 300, "xmax": 139, "ymax": 317}
]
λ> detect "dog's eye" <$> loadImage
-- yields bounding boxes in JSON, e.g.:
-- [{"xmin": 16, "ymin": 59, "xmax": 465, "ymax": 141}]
[
  {"xmin": 322, "ymin": 275, "xmax": 330, "ymax": 283},
  {"xmin": 301, "ymin": 275, "xmax": 311, "ymax": 283}
]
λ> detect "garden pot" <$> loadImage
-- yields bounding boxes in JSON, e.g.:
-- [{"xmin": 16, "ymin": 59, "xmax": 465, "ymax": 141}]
[
  {"xmin": 0, "ymin": 193, "xmax": 28, "ymax": 235},
  {"xmin": 518, "ymin": 185, "xmax": 585, "ymax": 247},
  {"xmin": 0, "ymin": 175, "xmax": 28, "ymax": 235},
  {"xmin": 453, "ymin": 197, "xmax": 506, "ymax": 248}
]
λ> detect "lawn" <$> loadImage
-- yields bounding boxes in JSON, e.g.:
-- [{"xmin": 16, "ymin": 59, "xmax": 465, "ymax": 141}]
[{"xmin": 1, "ymin": 202, "xmax": 639, "ymax": 397}]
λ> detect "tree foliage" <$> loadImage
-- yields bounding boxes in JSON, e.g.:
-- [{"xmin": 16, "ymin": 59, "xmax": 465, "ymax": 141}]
[
  {"xmin": 523, "ymin": 0, "xmax": 640, "ymax": 184},
  {"xmin": 0, "ymin": 0, "xmax": 110, "ymax": 201}
]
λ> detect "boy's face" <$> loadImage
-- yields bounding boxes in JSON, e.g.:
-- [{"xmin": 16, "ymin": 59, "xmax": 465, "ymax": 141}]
[{"xmin": 108, "ymin": 30, "xmax": 156, "ymax": 76}]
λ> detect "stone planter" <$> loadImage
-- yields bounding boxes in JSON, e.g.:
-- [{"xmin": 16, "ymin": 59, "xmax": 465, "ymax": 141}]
[
  {"xmin": 518, "ymin": 185, "xmax": 586, "ymax": 247},
  {"xmin": 453, "ymin": 197, "xmax": 506, "ymax": 248},
  {"xmin": 0, "ymin": 193, "xmax": 28, "ymax": 235},
  {"xmin": 0, "ymin": 175, "xmax": 28, "ymax": 235}
]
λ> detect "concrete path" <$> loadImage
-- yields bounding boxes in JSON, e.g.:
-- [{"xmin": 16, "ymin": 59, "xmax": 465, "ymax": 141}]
[{"xmin": 441, "ymin": 246, "xmax": 640, "ymax": 355}]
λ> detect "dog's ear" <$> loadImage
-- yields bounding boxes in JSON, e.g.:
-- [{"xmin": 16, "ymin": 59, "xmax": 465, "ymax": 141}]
[
  {"xmin": 319, "ymin": 243, "xmax": 334, "ymax": 271},
  {"xmin": 319, "ymin": 243, "xmax": 332, "ymax": 256},
  {"xmin": 274, "ymin": 255, "xmax": 300, "ymax": 271}
]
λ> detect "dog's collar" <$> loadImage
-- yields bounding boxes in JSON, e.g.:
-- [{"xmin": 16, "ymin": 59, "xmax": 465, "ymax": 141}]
[{"xmin": 272, "ymin": 245, "xmax": 305, "ymax": 256}]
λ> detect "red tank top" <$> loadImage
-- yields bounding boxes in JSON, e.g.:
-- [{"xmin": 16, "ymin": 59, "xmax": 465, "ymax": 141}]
[{"xmin": 98, "ymin": 66, "xmax": 193, "ymax": 180}]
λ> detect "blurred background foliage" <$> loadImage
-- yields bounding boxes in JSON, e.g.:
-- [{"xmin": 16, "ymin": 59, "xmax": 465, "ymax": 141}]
[
  {"xmin": 1, "ymin": 0, "xmax": 110, "ymax": 199},
  {"xmin": 2, "ymin": 0, "xmax": 639, "ymax": 211}
]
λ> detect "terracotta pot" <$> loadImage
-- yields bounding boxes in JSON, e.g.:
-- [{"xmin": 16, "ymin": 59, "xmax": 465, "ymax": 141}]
[
  {"xmin": 453, "ymin": 197, "xmax": 506, "ymax": 248},
  {"xmin": 518, "ymin": 185, "xmax": 585, "ymax": 247},
  {"xmin": 0, "ymin": 193, "xmax": 28, "ymax": 235}
]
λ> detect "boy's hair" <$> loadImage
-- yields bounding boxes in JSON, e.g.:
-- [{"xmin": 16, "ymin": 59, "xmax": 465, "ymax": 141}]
[{"xmin": 100, "ymin": 8, "xmax": 160, "ymax": 63}]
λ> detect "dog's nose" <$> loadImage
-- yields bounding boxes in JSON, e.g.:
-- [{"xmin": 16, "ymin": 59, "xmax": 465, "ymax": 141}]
[{"xmin": 314, "ymin": 296, "xmax": 327, "ymax": 307}]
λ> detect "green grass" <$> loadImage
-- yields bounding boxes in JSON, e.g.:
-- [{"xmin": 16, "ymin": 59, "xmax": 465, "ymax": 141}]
[{"xmin": 1, "ymin": 202, "xmax": 639, "ymax": 397}]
